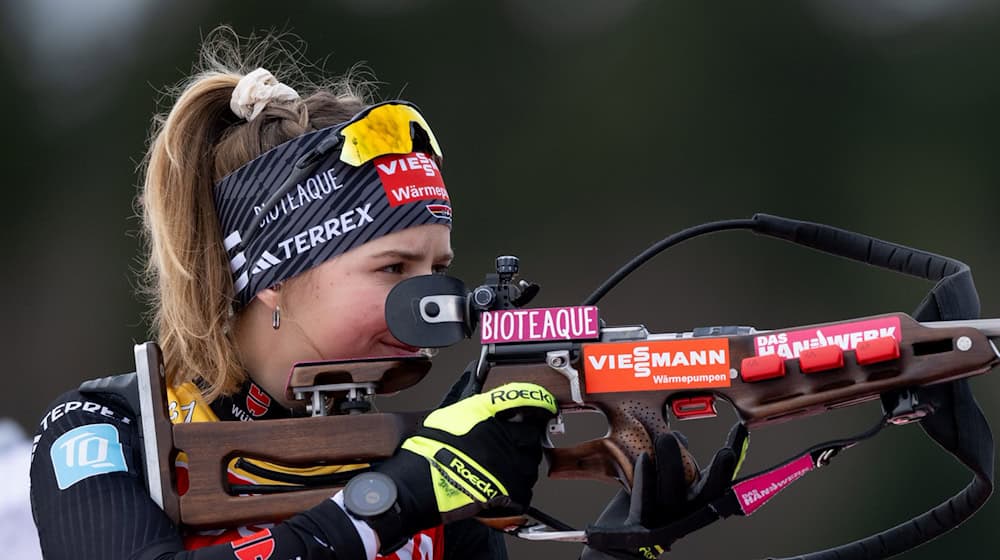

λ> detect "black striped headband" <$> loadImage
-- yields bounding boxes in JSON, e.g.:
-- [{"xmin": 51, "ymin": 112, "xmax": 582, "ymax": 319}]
[{"xmin": 213, "ymin": 101, "xmax": 452, "ymax": 309}]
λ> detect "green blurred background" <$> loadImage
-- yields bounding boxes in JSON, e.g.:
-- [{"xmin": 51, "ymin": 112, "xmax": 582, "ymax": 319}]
[{"xmin": 3, "ymin": 0, "xmax": 999, "ymax": 557}]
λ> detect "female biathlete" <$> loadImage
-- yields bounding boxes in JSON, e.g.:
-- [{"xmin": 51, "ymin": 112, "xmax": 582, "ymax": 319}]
[{"xmin": 29, "ymin": 30, "xmax": 739, "ymax": 560}]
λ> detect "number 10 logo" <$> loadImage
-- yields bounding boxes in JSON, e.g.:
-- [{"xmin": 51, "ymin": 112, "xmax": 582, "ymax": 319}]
[{"xmin": 51, "ymin": 424, "xmax": 127, "ymax": 489}]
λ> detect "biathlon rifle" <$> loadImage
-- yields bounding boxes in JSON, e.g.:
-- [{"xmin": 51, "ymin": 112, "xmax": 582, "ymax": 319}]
[{"xmin": 134, "ymin": 213, "xmax": 998, "ymax": 559}]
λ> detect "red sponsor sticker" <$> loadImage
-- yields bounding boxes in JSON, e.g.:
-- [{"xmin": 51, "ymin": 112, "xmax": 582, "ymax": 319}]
[
  {"xmin": 583, "ymin": 339, "xmax": 731, "ymax": 393},
  {"xmin": 375, "ymin": 152, "xmax": 449, "ymax": 207},
  {"xmin": 753, "ymin": 316, "xmax": 902, "ymax": 358}
]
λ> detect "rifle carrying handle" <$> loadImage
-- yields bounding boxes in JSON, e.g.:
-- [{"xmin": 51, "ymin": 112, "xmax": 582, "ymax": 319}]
[{"xmin": 752, "ymin": 214, "xmax": 966, "ymax": 280}]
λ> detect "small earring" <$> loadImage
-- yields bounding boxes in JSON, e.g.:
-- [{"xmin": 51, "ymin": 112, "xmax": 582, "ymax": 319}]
[{"xmin": 272, "ymin": 305, "xmax": 281, "ymax": 330}]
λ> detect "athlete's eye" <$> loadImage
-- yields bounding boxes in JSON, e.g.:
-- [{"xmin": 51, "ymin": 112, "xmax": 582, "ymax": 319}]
[{"xmin": 379, "ymin": 263, "xmax": 404, "ymax": 274}]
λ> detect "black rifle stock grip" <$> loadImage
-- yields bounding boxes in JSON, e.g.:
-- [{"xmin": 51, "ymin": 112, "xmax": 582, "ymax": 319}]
[{"xmin": 752, "ymin": 214, "xmax": 966, "ymax": 281}]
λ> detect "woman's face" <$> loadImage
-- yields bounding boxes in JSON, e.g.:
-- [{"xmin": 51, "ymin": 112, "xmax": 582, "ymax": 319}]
[
  {"xmin": 279, "ymin": 223, "xmax": 453, "ymax": 362},
  {"xmin": 237, "ymin": 223, "xmax": 453, "ymax": 406}
]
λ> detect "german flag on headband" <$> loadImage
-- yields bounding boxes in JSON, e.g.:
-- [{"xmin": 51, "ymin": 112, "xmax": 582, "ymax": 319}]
[{"xmin": 213, "ymin": 101, "xmax": 452, "ymax": 310}]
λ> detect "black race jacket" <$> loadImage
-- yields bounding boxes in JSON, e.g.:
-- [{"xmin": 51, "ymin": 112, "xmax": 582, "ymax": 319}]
[{"xmin": 29, "ymin": 374, "xmax": 506, "ymax": 560}]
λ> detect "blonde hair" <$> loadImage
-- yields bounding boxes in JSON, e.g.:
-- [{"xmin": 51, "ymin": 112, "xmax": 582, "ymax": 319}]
[{"xmin": 138, "ymin": 27, "xmax": 372, "ymax": 400}]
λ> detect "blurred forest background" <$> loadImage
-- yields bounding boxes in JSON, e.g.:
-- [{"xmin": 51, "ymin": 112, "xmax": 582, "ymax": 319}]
[{"xmin": 3, "ymin": 0, "xmax": 999, "ymax": 558}]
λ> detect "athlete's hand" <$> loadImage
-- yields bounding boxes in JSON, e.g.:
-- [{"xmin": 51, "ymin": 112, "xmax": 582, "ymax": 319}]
[
  {"xmin": 582, "ymin": 424, "xmax": 748, "ymax": 560},
  {"xmin": 369, "ymin": 382, "xmax": 556, "ymax": 552}
]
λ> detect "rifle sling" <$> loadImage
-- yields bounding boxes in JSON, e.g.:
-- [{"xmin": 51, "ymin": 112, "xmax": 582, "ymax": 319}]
[{"xmin": 590, "ymin": 216, "xmax": 995, "ymax": 558}]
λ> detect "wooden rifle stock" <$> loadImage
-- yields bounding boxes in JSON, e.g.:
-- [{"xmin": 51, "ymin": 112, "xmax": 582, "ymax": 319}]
[
  {"xmin": 173, "ymin": 414, "xmax": 423, "ymax": 528},
  {"xmin": 136, "ymin": 312, "xmax": 999, "ymax": 531},
  {"xmin": 136, "ymin": 344, "xmax": 426, "ymax": 529}
]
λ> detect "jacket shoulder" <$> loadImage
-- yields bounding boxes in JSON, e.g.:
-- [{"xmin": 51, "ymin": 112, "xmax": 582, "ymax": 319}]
[
  {"xmin": 79, "ymin": 371, "xmax": 139, "ymax": 415},
  {"xmin": 35, "ymin": 373, "xmax": 138, "ymax": 436}
]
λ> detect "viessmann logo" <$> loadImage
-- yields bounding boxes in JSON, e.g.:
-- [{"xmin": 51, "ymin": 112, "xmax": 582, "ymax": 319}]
[
  {"xmin": 375, "ymin": 152, "xmax": 450, "ymax": 207},
  {"xmin": 583, "ymin": 339, "xmax": 731, "ymax": 394}
]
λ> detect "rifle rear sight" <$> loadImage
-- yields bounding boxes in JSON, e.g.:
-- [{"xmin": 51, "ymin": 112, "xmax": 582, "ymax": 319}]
[{"xmin": 469, "ymin": 255, "xmax": 540, "ymax": 316}]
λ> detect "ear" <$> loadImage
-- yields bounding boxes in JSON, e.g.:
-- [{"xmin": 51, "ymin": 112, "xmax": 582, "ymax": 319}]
[{"xmin": 255, "ymin": 284, "xmax": 281, "ymax": 309}]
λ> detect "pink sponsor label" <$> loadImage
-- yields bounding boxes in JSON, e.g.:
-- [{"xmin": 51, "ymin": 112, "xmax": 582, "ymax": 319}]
[
  {"xmin": 481, "ymin": 306, "xmax": 600, "ymax": 344},
  {"xmin": 753, "ymin": 316, "xmax": 902, "ymax": 358},
  {"xmin": 733, "ymin": 454, "xmax": 815, "ymax": 515}
]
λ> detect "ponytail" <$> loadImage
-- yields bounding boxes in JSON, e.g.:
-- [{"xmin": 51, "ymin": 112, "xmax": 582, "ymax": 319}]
[
  {"xmin": 141, "ymin": 72, "xmax": 246, "ymax": 399},
  {"xmin": 138, "ymin": 29, "xmax": 368, "ymax": 400}
]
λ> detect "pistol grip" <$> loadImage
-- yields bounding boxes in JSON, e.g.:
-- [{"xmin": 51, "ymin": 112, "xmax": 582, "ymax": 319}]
[
  {"xmin": 546, "ymin": 398, "xmax": 699, "ymax": 489},
  {"xmin": 546, "ymin": 438, "xmax": 631, "ymax": 485},
  {"xmin": 611, "ymin": 398, "xmax": 699, "ymax": 484}
]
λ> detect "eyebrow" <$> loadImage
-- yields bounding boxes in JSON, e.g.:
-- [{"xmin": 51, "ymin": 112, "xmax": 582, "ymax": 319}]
[{"xmin": 369, "ymin": 249, "xmax": 455, "ymax": 262}]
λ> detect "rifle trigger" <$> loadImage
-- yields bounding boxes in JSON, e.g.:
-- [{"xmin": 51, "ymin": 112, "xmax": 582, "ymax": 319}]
[
  {"xmin": 546, "ymin": 350, "xmax": 584, "ymax": 405},
  {"xmin": 543, "ymin": 414, "xmax": 565, "ymax": 448},
  {"xmin": 882, "ymin": 388, "xmax": 934, "ymax": 426},
  {"xmin": 548, "ymin": 414, "xmax": 566, "ymax": 435}
]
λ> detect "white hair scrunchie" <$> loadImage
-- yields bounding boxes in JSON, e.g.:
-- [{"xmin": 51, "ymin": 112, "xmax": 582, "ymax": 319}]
[{"xmin": 230, "ymin": 67, "xmax": 300, "ymax": 122}]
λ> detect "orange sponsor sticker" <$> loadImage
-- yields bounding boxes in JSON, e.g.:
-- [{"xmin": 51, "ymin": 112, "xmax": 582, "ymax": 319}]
[{"xmin": 582, "ymin": 338, "xmax": 731, "ymax": 394}]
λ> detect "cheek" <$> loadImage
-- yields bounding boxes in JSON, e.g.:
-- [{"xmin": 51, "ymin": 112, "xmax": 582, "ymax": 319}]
[
  {"xmin": 310, "ymin": 283, "xmax": 391, "ymax": 348},
  {"xmin": 334, "ymin": 282, "xmax": 388, "ymax": 317}
]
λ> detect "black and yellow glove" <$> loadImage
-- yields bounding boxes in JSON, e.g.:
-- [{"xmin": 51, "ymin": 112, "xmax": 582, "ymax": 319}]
[
  {"xmin": 368, "ymin": 382, "xmax": 556, "ymax": 552},
  {"xmin": 582, "ymin": 423, "xmax": 749, "ymax": 560}
]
